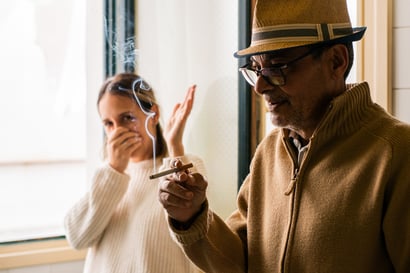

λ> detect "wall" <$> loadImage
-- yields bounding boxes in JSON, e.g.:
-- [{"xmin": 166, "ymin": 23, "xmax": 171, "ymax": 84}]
[
  {"xmin": 392, "ymin": 0, "xmax": 410, "ymax": 123},
  {"xmin": 137, "ymin": 0, "xmax": 239, "ymax": 219}
]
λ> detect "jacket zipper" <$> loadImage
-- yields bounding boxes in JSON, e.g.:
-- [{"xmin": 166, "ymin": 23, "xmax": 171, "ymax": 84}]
[
  {"xmin": 285, "ymin": 167, "xmax": 299, "ymax": 195},
  {"xmin": 281, "ymin": 166, "xmax": 299, "ymax": 273},
  {"xmin": 281, "ymin": 136, "xmax": 303, "ymax": 273}
]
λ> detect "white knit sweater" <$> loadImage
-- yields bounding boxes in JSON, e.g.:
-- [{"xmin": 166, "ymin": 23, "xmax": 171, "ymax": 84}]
[{"xmin": 64, "ymin": 155, "xmax": 205, "ymax": 273}]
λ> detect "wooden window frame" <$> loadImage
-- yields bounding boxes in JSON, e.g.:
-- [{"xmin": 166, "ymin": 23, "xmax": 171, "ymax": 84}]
[
  {"xmin": 0, "ymin": 238, "xmax": 86, "ymax": 269},
  {"xmin": 358, "ymin": 0, "xmax": 393, "ymax": 112}
]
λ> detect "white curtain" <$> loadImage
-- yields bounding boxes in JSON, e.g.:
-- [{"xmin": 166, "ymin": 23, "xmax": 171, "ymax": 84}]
[{"xmin": 137, "ymin": 0, "xmax": 239, "ymax": 218}]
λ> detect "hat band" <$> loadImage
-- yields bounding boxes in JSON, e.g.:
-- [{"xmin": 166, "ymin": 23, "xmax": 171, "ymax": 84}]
[{"xmin": 251, "ymin": 23, "xmax": 353, "ymax": 46}]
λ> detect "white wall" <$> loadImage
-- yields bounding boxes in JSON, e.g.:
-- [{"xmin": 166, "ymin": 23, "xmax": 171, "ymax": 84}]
[
  {"xmin": 137, "ymin": 0, "xmax": 239, "ymax": 219},
  {"xmin": 393, "ymin": 0, "xmax": 410, "ymax": 123}
]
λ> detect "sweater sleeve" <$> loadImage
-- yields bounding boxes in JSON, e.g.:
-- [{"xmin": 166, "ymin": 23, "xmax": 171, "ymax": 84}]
[
  {"xmin": 166, "ymin": 175, "xmax": 250, "ymax": 273},
  {"xmin": 382, "ymin": 130, "xmax": 410, "ymax": 272},
  {"xmin": 167, "ymin": 200, "xmax": 246, "ymax": 273},
  {"xmin": 64, "ymin": 164, "xmax": 129, "ymax": 249}
]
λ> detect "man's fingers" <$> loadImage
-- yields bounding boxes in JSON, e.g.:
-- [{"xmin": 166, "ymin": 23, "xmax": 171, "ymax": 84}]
[
  {"xmin": 170, "ymin": 158, "xmax": 183, "ymax": 168},
  {"xmin": 185, "ymin": 173, "xmax": 207, "ymax": 191},
  {"xmin": 159, "ymin": 192, "xmax": 193, "ymax": 209},
  {"xmin": 160, "ymin": 179, "xmax": 193, "ymax": 201}
]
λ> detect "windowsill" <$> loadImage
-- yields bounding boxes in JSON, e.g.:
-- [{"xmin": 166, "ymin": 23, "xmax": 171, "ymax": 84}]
[{"xmin": 0, "ymin": 238, "xmax": 86, "ymax": 269}]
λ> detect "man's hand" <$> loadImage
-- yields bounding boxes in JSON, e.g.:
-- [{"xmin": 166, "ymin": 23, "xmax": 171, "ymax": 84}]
[{"xmin": 158, "ymin": 159, "xmax": 208, "ymax": 223}]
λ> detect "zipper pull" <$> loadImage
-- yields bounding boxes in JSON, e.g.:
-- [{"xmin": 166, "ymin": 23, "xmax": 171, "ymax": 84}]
[{"xmin": 284, "ymin": 168, "xmax": 299, "ymax": 195}]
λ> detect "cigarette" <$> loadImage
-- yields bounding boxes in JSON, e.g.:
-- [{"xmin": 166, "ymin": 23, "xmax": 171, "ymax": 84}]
[{"xmin": 149, "ymin": 163, "xmax": 193, "ymax": 179}]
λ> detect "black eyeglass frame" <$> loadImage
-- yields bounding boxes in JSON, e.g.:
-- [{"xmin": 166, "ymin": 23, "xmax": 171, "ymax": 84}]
[{"xmin": 239, "ymin": 46, "xmax": 322, "ymax": 87}]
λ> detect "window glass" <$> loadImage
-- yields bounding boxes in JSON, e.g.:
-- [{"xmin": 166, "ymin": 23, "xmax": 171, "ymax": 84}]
[{"xmin": 0, "ymin": 0, "xmax": 87, "ymax": 243}]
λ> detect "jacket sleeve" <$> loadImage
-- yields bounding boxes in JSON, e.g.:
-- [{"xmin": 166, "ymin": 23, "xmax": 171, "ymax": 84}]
[
  {"xmin": 382, "ymin": 131, "xmax": 410, "ymax": 272},
  {"xmin": 167, "ymin": 174, "xmax": 251, "ymax": 273},
  {"xmin": 64, "ymin": 164, "xmax": 129, "ymax": 249}
]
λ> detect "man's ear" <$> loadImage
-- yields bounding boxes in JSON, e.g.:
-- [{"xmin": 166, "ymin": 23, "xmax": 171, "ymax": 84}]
[{"xmin": 329, "ymin": 44, "xmax": 349, "ymax": 79}]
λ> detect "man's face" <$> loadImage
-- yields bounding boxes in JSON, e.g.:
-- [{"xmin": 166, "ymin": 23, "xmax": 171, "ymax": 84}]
[{"xmin": 250, "ymin": 46, "xmax": 339, "ymax": 136}]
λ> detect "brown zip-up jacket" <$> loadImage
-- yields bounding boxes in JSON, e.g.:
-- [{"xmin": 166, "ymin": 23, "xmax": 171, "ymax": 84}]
[{"xmin": 169, "ymin": 82, "xmax": 410, "ymax": 273}]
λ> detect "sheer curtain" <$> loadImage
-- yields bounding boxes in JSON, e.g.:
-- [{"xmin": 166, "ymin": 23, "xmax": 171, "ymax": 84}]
[
  {"xmin": 0, "ymin": 0, "xmax": 105, "ymax": 243},
  {"xmin": 137, "ymin": 0, "xmax": 239, "ymax": 218}
]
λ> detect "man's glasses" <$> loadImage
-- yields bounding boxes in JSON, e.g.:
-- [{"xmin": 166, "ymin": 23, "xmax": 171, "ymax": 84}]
[{"xmin": 239, "ymin": 47, "xmax": 320, "ymax": 87}]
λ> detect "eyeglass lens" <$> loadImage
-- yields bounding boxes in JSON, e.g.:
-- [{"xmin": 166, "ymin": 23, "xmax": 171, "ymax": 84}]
[
  {"xmin": 240, "ymin": 67, "xmax": 285, "ymax": 87},
  {"xmin": 240, "ymin": 46, "xmax": 320, "ymax": 87}
]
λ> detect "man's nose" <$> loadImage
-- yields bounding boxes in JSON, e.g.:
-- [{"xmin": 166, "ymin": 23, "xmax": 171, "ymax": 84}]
[{"xmin": 254, "ymin": 75, "xmax": 273, "ymax": 95}]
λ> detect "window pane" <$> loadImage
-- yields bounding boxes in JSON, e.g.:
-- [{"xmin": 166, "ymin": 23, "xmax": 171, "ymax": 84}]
[{"xmin": 0, "ymin": 0, "xmax": 87, "ymax": 242}]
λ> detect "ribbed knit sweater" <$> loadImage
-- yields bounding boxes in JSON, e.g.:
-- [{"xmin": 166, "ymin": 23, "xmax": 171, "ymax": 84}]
[
  {"xmin": 65, "ymin": 155, "xmax": 205, "ymax": 273},
  {"xmin": 168, "ymin": 82, "xmax": 410, "ymax": 273}
]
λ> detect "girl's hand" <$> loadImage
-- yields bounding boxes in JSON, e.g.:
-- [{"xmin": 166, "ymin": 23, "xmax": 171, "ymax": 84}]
[
  {"xmin": 164, "ymin": 85, "xmax": 196, "ymax": 157},
  {"xmin": 106, "ymin": 127, "xmax": 142, "ymax": 173}
]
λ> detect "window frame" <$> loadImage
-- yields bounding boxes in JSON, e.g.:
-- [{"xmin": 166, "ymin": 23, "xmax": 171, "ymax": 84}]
[
  {"xmin": 358, "ymin": 0, "xmax": 393, "ymax": 112},
  {"xmin": 237, "ymin": 0, "xmax": 252, "ymax": 189},
  {"xmin": 0, "ymin": 239, "xmax": 86, "ymax": 269}
]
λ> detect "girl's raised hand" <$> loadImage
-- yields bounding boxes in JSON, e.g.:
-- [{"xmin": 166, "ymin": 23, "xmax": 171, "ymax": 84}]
[{"xmin": 164, "ymin": 85, "xmax": 196, "ymax": 157}]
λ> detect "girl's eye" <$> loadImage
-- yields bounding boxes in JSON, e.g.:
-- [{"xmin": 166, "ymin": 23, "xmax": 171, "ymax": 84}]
[
  {"xmin": 123, "ymin": 114, "xmax": 137, "ymax": 123},
  {"xmin": 102, "ymin": 121, "xmax": 113, "ymax": 128}
]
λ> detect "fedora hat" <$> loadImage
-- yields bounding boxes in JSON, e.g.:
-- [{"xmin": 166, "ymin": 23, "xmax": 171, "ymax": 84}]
[{"xmin": 235, "ymin": 0, "xmax": 366, "ymax": 57}]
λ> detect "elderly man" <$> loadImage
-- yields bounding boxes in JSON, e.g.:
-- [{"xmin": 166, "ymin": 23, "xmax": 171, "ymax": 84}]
[{"xmin": 158, "ymin": 0, "xmax": 410, "ymax": 272}]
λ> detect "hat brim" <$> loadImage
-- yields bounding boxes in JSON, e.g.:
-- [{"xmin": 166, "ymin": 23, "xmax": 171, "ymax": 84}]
[{"xmin": 234, "ymin": 26, "xmax": 366, "ymax": 58}]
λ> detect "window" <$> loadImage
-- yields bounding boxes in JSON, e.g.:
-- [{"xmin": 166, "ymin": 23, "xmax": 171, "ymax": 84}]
[{"xmin": 0, "ymin": 0, "xmax": 88, "ymax": 243}]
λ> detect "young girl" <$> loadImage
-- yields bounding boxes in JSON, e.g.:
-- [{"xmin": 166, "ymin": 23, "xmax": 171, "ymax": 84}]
[{"xmin": 64, "ymin": 73, "xmax": 205, "ymax": 273}]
